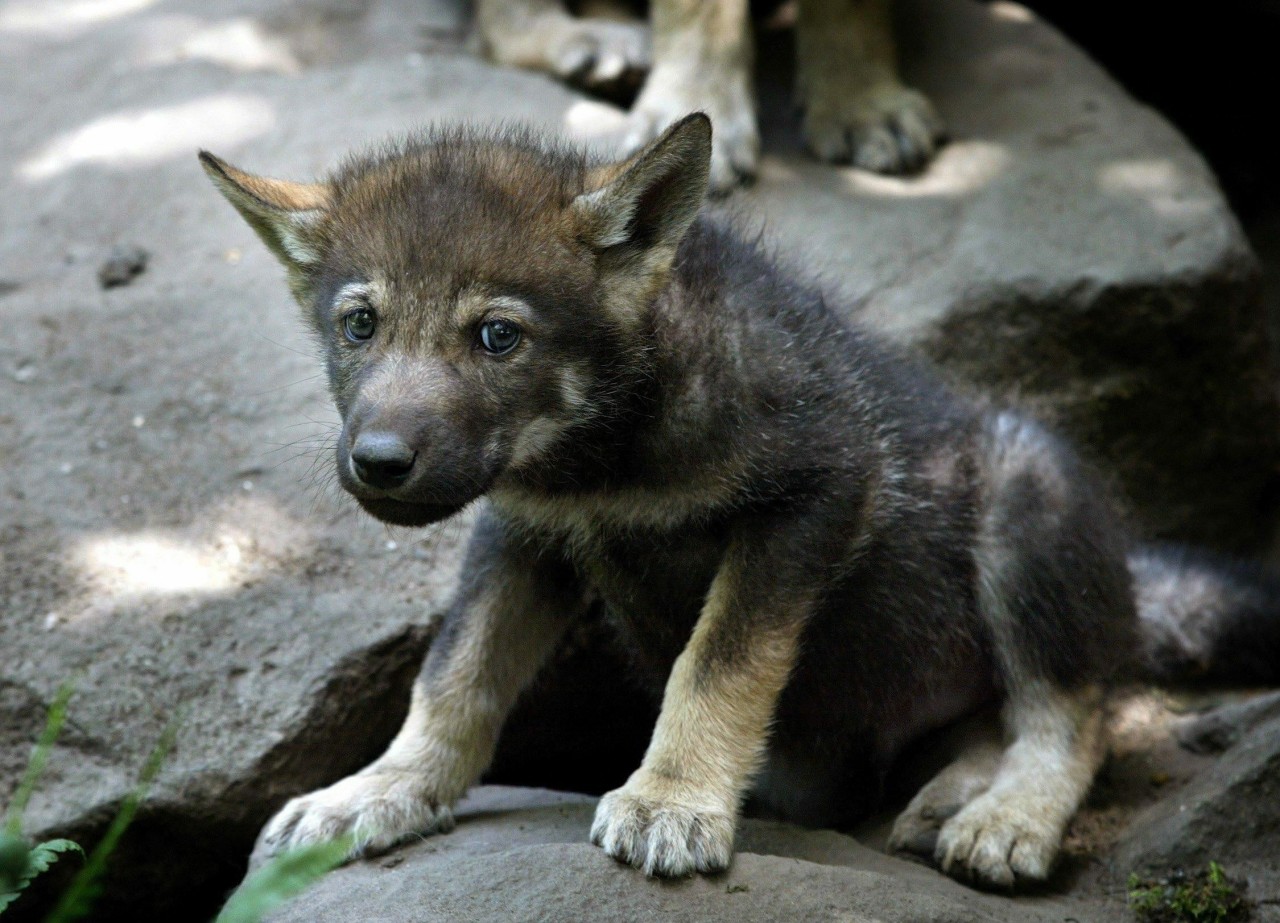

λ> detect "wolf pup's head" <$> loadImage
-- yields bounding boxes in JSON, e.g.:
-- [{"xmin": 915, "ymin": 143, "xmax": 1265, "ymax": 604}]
[{"xmin": 201, "ymin": 115, "xmax": 711, "ymax": 527}]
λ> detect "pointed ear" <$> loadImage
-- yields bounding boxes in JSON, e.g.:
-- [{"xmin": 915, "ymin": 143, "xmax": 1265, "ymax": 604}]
[
  {"xmin": 198, "ymin": 151, "xmax": 331, "ymax": 271},
  {"xmin": 572, "ymin": 113, "xmax": 711, "ymax": 255}
]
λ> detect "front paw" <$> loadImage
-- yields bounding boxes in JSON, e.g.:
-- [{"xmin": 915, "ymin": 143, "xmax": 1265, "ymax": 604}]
[
  {"xmin": 802, "ymin": 82, "xmax": 944, "ymax": 174},
  {"xmin": 589, "ymin": 774, "xmax": 735, "ymax": 877},
  {"xmin": 250, "ymin": 770, "xmax": 454, "ymax": 868}
]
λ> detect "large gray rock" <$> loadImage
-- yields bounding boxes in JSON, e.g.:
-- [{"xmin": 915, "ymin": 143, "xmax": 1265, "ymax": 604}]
[
  {"xmin": 1115, "ymin": 697, "xmax": 1280, "ymax": 918},
  {"xmin": 267, "ymin": 787, "xmax": 1095, "ymax": 923},
  {"xmin": 0, "ymin": 0, "xmax": 1273, "ymax": 918}
]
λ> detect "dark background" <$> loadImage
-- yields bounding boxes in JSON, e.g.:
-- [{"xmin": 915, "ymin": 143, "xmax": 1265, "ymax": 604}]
[{"xmin": 1013, "ymin": 0, "xmax": 1280, "ymax": 360}]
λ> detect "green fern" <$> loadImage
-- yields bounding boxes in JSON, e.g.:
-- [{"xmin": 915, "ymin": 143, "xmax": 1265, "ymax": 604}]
[
  {"xmin": 42, "ymin": 720, "xmax": 179, "ymax": 923},
  {"xmin": 1128, "ymin": 862, "xmax": 1252, "ymax": 922},
  {"xmin": 215, "ymin": 837, "xmax": 353, "ymax": 923},
  {"xmin": 0, "ymin": 840, "xmax": 84, "ymax": 913},
  {"xmin": 0, "ymin": 682, "xmax": 84, "ymax": 915},
  {"xmin": 1, "ymin": 684, "xmax": 340, "ymax": 923}
]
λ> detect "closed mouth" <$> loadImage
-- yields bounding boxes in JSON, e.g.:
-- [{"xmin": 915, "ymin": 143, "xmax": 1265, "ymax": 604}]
[{"xmin": 354, "ymin": 496, "xmax": 465, "ymax": 527}]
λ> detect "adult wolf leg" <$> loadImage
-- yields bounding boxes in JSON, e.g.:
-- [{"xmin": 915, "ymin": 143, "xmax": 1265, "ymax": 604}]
[
  {"xmin": 623, "ymin": 0, "xmax": 758, "ymax": 191},
  {"xmin": 795, "ymin": 0, "xmax": 944, "ymax": 172}
]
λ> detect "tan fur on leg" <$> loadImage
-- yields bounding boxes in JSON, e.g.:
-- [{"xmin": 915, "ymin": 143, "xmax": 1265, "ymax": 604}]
[
  {"xmin": 934, "ymin": 685, "xmax": 1105, "ymax": 887},
  {"xmin": 590, "ymin": 560, "xmax": 807, "ymax": 876},
  {"xmin": 251, "ymin": 536, "xmax": 578, "ymax": 866}
]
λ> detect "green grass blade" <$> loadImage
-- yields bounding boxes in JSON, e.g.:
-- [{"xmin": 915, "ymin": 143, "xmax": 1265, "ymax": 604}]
[
  {"xmin": 214, "ymin": 837, "xmax": 353, "ymax": 923},
  {"xmin": 4, "ymin": 682, "xmax": 75, "ymax": 838},
  {"xmin": 42, "ymin": 719, "xmax": 179, "ymax": 923}
]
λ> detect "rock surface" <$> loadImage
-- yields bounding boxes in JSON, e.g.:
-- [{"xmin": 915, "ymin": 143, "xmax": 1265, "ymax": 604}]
[
  {"xmin": 1115, "ymin": 694, "xmax": 1280, "ymax": 920},
  {"xmin": 752, "ymin": 0, "xmax": 1279, "ymax": 551},
  {"xmin": 266, "ymin": 787, "xmax": 1093, "ymax": 923},
  {"xmin": 0, "ymin": 0, "xmax": 1275, "ymax": 919}
]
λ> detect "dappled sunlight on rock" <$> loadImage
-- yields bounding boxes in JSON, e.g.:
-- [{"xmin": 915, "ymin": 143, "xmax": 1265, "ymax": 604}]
[
  {"xmin": 18, "ymin": 93, "xmax": 274, "ymax": 181},
  {"xmin": 68, "ymin": 493, "xmax": 313, "ymax": 621},
  {"xmin": 1107, "ymin": 692, "xmax": 1179, "ymax": 753},
  {"xmin": 1099, "ymin": 158, "xmax": 1216, "ymax": 220},
  {"xmin": 136, "ymin": 17, "xmax": 301, "ymax": 75},
  {"xmin": 82, "ymin": 532, "xmax": 243, "ymax": 595},
  {"xmin": 839, "ymin": 140, "xmax": 1010, "ymax": 198},
  {"xmin": 987, "ymin": 2, "xmax": 1034, "ymax": 25},
  {"xmin": 0, "ymin": 0, "xmax": 156, "ymax": 34},
  {"xmin": 562, "ymin": 98, "xmax": 629, "ymax": 154}
]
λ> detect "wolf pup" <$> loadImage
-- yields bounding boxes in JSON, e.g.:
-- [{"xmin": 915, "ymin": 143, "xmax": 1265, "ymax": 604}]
[{"xmin": 201, "ymin": 114, "xmax": 1280, "ymax": 887}]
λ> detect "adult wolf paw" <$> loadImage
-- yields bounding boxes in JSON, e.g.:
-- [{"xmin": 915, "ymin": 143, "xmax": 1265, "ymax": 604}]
[
  {"xmin": 933, "ymin": 791, "xmax": 1060, "ymax": 889},
  {"xmin": 590, "ymin": 775, "xmax": 735, "ymax": 877},
  {"xmin": 802, "ymin": 81, "xmax": 944, "ymax": 174},
  {"xmin": 548, "ymin": 19, "xmax": 650, "ymax": 92},
  {"xmin": 250, "ymin": 770, "xmax": 454, "ymax": 868}
]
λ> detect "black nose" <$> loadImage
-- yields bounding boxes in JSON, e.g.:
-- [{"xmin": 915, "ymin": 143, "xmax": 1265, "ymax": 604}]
[{"xmin": 350, "ymin": 432, "xmax": 417, "ymax": 489}]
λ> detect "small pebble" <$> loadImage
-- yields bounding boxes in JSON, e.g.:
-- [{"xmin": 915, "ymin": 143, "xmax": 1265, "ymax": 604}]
[
  {"xmin": 43, "ymin": 612, "xmax": 60, "ymax": 630},
  {"xmin": 132, "ymin": 415, "xmax": 145, "ymax": 428},
  {"xmin": 59, "ymin": 462, "xmax": 73, "ymax": 474},
  {"xmin": 98, "ymin": 245, "xmax": 149, "ymax": 289},
  {"xmin": 385, "ymin": 540, "xmax": 398, "ymax": 551},
  {"xmin": 242, "ymin": 481, "xmax": 254, "ymax": 491}
]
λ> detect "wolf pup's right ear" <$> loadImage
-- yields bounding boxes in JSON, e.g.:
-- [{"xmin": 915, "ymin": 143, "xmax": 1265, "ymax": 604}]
[
  {"xmin": 573, "ymin": 113, "xmax": 711, "ymax": 252},
  {"xmin": 199, "ymin": 151, "xmax": 331, "ymax": 276},
  {"xmin": 570, "ymin": 114, "xmax": 711, "ymax": 315}
]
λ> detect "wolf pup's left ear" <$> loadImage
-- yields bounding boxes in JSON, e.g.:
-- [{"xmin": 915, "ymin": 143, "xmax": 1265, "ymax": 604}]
[
  {"xmin": 572, "ymin": 112, "xmax": 711, "ymax": 257},
  {"xmin": 199, "ymin": 151, "xmax": 331, "ymax": 274}
]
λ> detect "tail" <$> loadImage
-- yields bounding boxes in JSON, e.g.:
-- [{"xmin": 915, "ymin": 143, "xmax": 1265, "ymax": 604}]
[{"xmin": 1129, "ymin": 543, "xmax": 1280, "ymax": 686}]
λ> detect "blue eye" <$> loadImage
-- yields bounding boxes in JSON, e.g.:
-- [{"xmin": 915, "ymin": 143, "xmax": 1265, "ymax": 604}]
[
  {"xmin": 343, "ymin": 308, "xmax": 376, "ymax": 341},
  {"xmin": 479, "ymin": 319, "xmax": 521, "ymax": 355}
]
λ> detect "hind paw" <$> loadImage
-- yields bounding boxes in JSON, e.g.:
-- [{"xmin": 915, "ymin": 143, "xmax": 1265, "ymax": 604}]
[
  {"xmin": 934, "ymin": 792, "xmax": 1060, "ymax": 888},
  {"xmin": 889, "ymin": 799, "xmax": 964, "ymax": 859}
]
